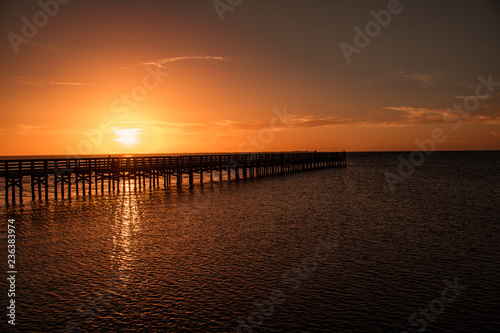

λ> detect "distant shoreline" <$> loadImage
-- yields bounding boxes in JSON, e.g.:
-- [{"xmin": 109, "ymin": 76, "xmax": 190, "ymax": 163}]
[{"xmin": 0, "ymin": 150, "xmax": 498, "ymax": 160}]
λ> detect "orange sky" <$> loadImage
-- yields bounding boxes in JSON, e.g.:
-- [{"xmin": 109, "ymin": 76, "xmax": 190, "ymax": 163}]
[{"xmin": 0, "ymin": 0, "xmax": 499, "ymax": 156}]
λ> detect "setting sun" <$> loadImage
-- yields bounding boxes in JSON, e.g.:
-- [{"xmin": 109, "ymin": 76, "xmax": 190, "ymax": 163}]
[{"xmin": 115, "ymin": 128, "xmax": 141, "ymax": 146}]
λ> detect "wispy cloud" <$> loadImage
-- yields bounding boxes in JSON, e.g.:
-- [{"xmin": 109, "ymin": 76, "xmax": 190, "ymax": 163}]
[
  {"xmin": 45, "ymin": 81, "xmax": 96, "ymax": 86},
  {"xmin": 117, "ymin": 56, "xmax": 228, "ymax": 71},
  {"xmin": 288, "ymin": 115, "xmax": 356, "ymax": 128},
  {"xmin": 143, "ymin": 115, "xmax": 361, "ymax": 136},
  {"xmin": 28, "ymin": 40, "xmax": 61, "ymax": 52},
  {"xmin": 5, "ymin": 76, "xmax": 95, "ymax": 86},
  {"xmin": 384, "ymin": 106, "xmax": 450, "ymax": 123},
  {"xmin": 143, "ymin": 113, "xmax": 425, "ymax": 136},
  {"xmin": 144, "ymin": 118, "xmax": 268, "ymax": 135},
  {"xmin": 398, "ymin": 73, "xmax": 434, "ymax": 88},
  {"xmin": 384, "ymin": 106, "xmax": 500, "ymax": 125},
  {"xmin": 14, "ymin": 124, "xmax": 79, "ymax": 135},
  {"xmin": 12, "ymin": 108, "xmax": 500, "ymax": 139},
  {"xmin": 15, "ymin": 124, "xmax": 48, "ymax": 135},
  {"xmin": 142, "ymin": 56, "xmax": 227, "ymax": 68},
  {"xmin": 4, "ymin": 76, "xmax": 43, "ymax": 86},
  {"xmin": 363, "ymin": 71, "xmax": 434, "ymax": 88},
  {"xmin": 454, "ymin": 91, "xmax": 500, "ymax": 100}
]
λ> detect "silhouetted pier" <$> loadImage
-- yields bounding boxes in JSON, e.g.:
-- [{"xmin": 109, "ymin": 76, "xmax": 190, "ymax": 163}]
[{"xmin": 0, "ymin": 152, "xmax": 346, "ymax": 204}]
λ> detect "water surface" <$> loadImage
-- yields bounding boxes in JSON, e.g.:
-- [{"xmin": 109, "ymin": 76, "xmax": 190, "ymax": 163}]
[{"xmin": 1, "ymin": 151, "xmax": 499, "ymax": 332}]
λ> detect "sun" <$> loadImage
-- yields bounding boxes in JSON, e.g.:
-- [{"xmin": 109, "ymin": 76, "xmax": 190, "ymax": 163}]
[{"xmin": 115, "ymin": 128, "xmax": 140, "ymax": 146}]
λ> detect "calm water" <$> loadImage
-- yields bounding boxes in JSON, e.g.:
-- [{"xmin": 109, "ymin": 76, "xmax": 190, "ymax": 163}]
[{"xmin": 1, "ymin": 152, "xmax": 499, "ymax": 332}]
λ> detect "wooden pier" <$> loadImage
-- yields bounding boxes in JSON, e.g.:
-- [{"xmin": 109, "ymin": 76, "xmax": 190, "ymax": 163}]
[{"xmin": 0, "ymin": 152, "xmax": 346, "ymax": 204}]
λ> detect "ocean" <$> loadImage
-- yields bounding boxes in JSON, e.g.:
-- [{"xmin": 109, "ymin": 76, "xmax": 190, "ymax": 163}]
[{"xmin": 0, "ymin": 151, "xmax": 499, "ymax": 332}]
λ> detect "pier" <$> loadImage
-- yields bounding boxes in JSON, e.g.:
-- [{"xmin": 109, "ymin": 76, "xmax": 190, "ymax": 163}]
[{"xmin": 0, "ymin": 152, "xmax": 346, "ymax": 204}]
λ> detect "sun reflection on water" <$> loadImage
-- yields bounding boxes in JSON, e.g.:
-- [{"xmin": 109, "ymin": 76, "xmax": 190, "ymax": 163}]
[{"xmin": 111, "ymin": 192, "xmax": 141, "ymax": 283}]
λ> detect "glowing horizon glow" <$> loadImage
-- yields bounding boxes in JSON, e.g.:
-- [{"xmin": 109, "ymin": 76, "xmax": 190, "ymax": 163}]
[
  {"xmin": 114, "ymin": 128, "xmax": 141, "ymax": 146},
  {"xmin": 0, "ymin": 2, "xmax": 498, "ymax": 155}
]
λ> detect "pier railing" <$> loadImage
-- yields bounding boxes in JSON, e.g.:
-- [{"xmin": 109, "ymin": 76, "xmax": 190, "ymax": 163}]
[{"xmin": 0, "ymin": 152, "xmax": 346, "ymax": 204}]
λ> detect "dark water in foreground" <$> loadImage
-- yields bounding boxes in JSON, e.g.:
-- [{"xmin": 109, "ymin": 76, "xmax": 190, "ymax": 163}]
[{"xmin": 1, "ymin": 151, "xmax": 499, "ymax": 332}]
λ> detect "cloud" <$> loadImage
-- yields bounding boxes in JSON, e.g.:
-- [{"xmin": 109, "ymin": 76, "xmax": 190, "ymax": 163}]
[
  {"xmin": 15, "ymin": 124, "xmax": 48, "ymax": 135},
  {"xmin": 143, "ymin": 111, "xmax": 445, "ymax": 136},
  {"xmin": 14, "ymin": 124, "xmax": 79, "ymax": 135},
  {"xmin": 12, "ymin": 107, "xmax": 500, "ymax": 140},
  {"xmin": 114, "ymin": 56, "xmax": 228, "ymax": 70},
  {"xmin": 384, "ymin": 106, "xmax": 500, "ymax": 125},
  {"xmin": 454, "ymin": 92, "xmax": 500, "ymax": 100},
  {"xmin": 5, "ymin": 76, "xmax": 95, "ymax": 86},
  {"xmin": 144, "ymin": 118, "xmax": 268, "ymax": 135},
  {"xmin": 288, "ymin": 115, "xmax": 356, "ymax": 128},
  {"xmin": 384, "ymin": 106, "xmax": 451, "ymax": 123},
  {"xmin": 28, "ymin": 40, "xmax": 61, "ymax": 52},
  {"xmin": 363, "ymin": 71, "xmax": 434, "ymax": 88},
  {"xmin": 399, "ymin": 73, "xmax": 434, "ymax": 88},
  {"xmin": 144, "ymin": 120, "xmax": 206, "ymax": 133},
  {"xmin": 45, "ymin": 81, "xmax": 96, "ymax": 86},
  {"xmin": 141, "ymin": 56, "xmax": 227, "ymax": 70},
  {"xmin": 4, "ymin": 76, "xmax": 43, "ymax": 86},
  {"xmin": 143, "ymin": 113, "xmax": 363, "ymax": 137},
  {"xmin": 16, "ymin": 108, "xmax": 494, "ymax": 140}
]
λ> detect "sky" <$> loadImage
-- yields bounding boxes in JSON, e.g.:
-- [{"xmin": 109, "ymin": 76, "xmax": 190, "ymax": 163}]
[{"xmin": 0, "ymin": 0, "xmax": 499, "ymax": 156}]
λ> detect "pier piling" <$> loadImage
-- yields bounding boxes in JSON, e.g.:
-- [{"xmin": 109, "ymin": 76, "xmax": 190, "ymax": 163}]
[{"xmin": 1, "ymin": 152, "xmax": 346, "ymax": 204}]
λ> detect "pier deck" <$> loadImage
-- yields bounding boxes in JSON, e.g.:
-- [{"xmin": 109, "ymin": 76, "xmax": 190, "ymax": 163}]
[{"xmin": 0, "ymin": 152, "xmax": 346, "ymax": 204}]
